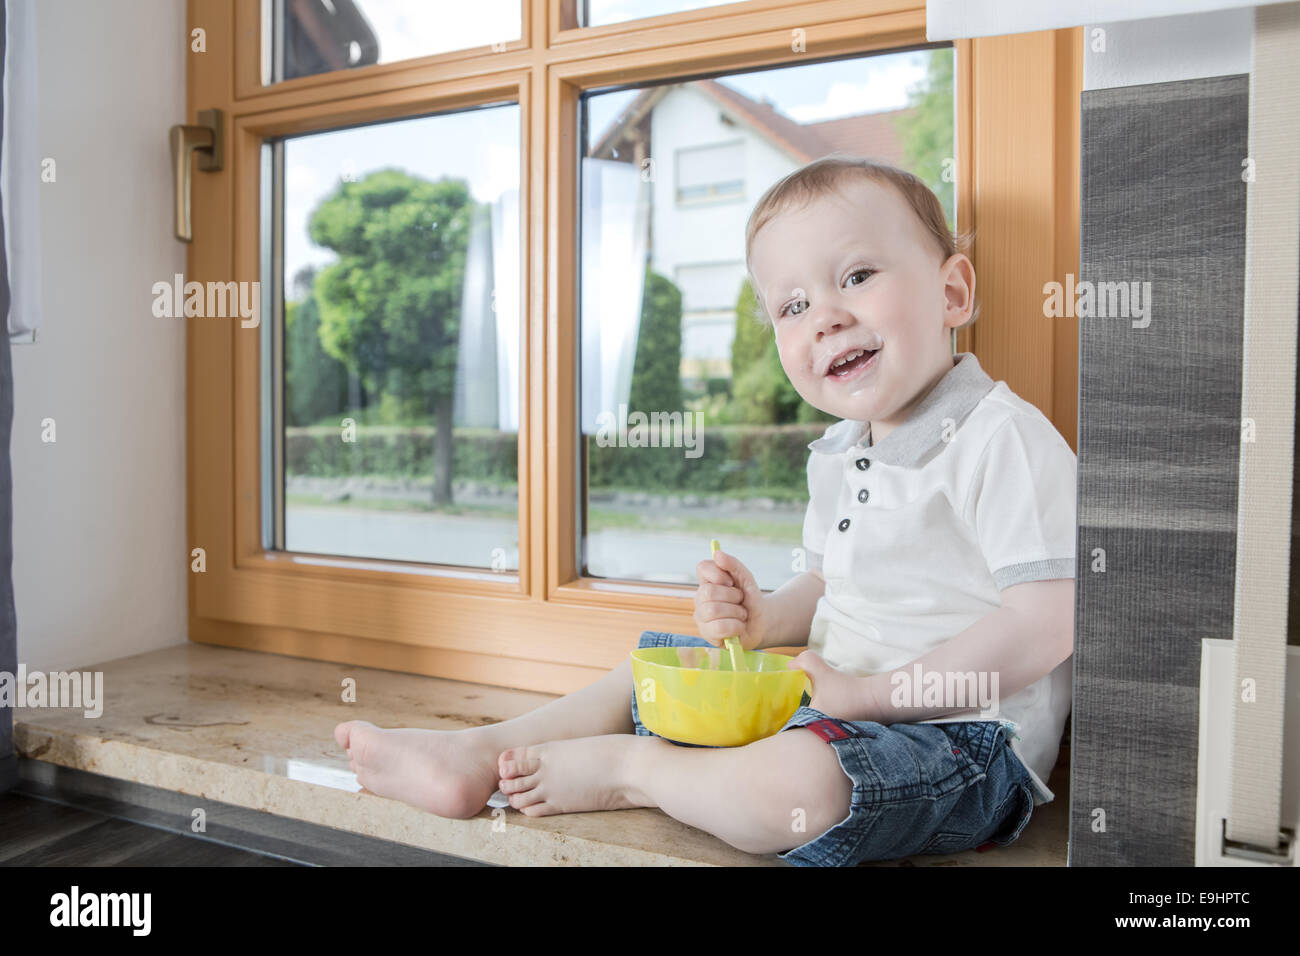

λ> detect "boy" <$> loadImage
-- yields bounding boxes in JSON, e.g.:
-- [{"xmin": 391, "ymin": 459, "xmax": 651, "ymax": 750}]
[{"xmin": 334, "ymin": 156, "xmax": 1077, "ymax": 866}]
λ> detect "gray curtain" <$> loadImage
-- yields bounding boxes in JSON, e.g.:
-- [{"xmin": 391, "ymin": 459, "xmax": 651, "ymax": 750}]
[
  {"xmin": 0, "ymin": 0, "xmax": 16, "ymax": 794},
  {"xmin": 1071, "ymin": 74, "xmax": 1249, "ymax": 865}
]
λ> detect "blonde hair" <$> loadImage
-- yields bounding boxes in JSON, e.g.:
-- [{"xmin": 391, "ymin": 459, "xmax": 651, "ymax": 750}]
[{"xmin": 743, "ymin": 154, "xmax": 977, "ymax": 329}]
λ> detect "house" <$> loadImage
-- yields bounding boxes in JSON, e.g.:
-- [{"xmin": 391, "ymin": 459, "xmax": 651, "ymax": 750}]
[{"xmin": 588, "ymin": 78, "xmax": 914, "ymax": 386}]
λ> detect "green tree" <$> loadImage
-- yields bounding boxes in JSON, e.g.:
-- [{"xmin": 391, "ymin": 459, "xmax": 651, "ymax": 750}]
[
  {"xmin": 628, "ymin": 267, "xmax": 683, "ymax": 413},
  {"xmin": 730, "ymin": 277, "xmax": 769, "ymax": 384},
  {"xmin": 895, "ymin": 48, "xmax": 956, "ymax": 228},
  {"xmin": 727, "ymin": 336, "xmax": 834, "ymax": 425},
  {"xmin": 726, "ymin": 277, "xmax": 836, "ymax": 425},
  {"xmin": 285, "ymin": 296, "xmax": 347, "ymax": 427},
  {"xmin": 309, "ymin": 169, "xmax": 476, "ymax": 506},
  {"xmin": 285, "ymin": 267, "xmax": 350, "ymax": 428}
]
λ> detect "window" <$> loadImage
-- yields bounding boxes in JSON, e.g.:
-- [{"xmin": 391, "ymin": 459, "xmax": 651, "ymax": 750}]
[
  {"xmin": 191, "ymin": 0, "xmax": 1081, "ymax": 692},
  {"xmin": 265, "ymin": 0, "xmax": 521, "ymax": 84},
  {"xmin": 675, "ymin": 262, "xmax": 745, "ymax": 312},
  {"xmin": 579, "ymin": 50, "xmax": 954, "ymax": 588},
  {"xmin": 264, "ymin": 104, "xmax": 522, "ymax": 570},
  {"xmin": 675, "ymin": 141, "xmax": 745, "ymax": 204}
]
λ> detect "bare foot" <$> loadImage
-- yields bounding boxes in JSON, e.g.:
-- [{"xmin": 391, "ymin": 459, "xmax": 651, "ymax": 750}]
[
  {"xmin": 334, "ymin": 720, "xmax": 502, "ymax": 819},
  {"xmin": 496, "ymin": 734, "xmax": 661, "ymax": 816}
]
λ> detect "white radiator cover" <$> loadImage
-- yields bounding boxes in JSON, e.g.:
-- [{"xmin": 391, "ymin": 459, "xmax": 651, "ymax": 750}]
[{"xmin": 926, "ymin": 0, "xmax": 1296, "ymax": 40}]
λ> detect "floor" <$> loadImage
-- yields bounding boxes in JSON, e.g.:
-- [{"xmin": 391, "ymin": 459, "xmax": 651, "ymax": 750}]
[
  {"xmin": 0, "ymin": 791, "xmax": 302, "ymax": 866},
  {"xmin": 12, "ymin": 643, "xmax": 1070, "ymax": 866}
]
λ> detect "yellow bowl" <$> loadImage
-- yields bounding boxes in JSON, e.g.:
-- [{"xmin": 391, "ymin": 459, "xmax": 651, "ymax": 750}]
[{"xmin": 630, "ymin": 646, "xmax": 811, "ymax": 747}]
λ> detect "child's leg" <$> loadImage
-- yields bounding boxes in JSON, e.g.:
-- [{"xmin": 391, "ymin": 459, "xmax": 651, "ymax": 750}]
[
  {"xmin": 498, "ymin": 726, "xmax": 852, "ymax": 855},
  {"xmin": 334, "ymin": 655, "xmax": 639, "ymax": 819}
]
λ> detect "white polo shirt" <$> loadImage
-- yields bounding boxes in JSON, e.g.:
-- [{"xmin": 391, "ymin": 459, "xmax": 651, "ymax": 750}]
[{"xmin": 801, "ymin": 351, "xmax": 1076, "ymax": 806}]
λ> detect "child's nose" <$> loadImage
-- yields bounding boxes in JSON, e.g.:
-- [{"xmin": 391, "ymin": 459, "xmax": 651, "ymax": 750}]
[{"xmin": 812, "ymin": 301, "xmax": 857, "ymax": 332}]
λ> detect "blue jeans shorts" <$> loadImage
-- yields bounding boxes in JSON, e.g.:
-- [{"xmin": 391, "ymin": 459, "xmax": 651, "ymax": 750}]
[{"xmin": 630, "ymin": 630, "xmax": 1039, "ymax": 867}]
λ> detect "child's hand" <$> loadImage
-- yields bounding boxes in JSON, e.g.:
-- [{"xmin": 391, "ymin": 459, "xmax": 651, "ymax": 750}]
[
  {"xmin": 693, "ymin": 548, "xmax": 768, "ymax": 650},
  {"xmin": 786, "ymin": 651, "xmax": 880, "ymax": 722}
]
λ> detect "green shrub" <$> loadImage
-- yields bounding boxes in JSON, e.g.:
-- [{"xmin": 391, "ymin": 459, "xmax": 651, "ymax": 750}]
[{"xmin": 284, "ymin": 423, "xmax": 830, "ymax": 496}]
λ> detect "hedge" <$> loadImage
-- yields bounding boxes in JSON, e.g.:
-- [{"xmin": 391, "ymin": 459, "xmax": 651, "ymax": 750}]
[{"xmin": 285, "ymin": 423, "xmax": 828, "ymax": 495}]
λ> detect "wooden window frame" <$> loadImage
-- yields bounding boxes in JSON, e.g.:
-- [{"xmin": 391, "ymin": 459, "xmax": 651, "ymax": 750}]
[{"xmin": 187, "ymin": 0, "xmax": 1081, "ymax": 695}]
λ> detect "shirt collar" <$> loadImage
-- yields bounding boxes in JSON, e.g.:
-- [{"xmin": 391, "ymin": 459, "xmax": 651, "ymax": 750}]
[{"xmin": 806, "ymin": 351, "xmax": 997, "ymax": 466}]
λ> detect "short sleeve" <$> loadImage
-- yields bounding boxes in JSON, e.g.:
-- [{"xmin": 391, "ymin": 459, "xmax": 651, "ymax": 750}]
[
  {"xmin": 962, "ymin": 415, "xmax": 1077, "ymax": 590},
  {"xmin": 801, "ymin": 452, "xmax": 839, "ymax": 574}
]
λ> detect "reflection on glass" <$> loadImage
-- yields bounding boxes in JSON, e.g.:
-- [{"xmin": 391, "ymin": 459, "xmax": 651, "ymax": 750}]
[
  {"xmin": 270, "ymin": 104, "xmax": 521, "ymax": 570},
  {"xmin": 578, "ymin": 48, "xmax": 955, "ymax": 589},
  {"xmin": 268, "ymin": 0, "xmax": 520, "ymax": 84},
  {"xmin": 576, "ymin": 0, "xmax": 745, "ymax": 29}
]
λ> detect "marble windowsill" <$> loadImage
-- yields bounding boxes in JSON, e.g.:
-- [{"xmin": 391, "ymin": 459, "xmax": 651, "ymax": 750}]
[{"xmin": 11, "ymin": 643, "xmax": 1068, "ymax": 866}]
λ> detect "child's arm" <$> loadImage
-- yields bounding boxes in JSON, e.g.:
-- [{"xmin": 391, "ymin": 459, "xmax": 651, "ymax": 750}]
[
  {"xmin": 753, "ymin": 569, "xmax": 825, "ymax": 650},
  {"xmin": 797, "ymin": 578, "xmax": 1074, "ymax": 723}
]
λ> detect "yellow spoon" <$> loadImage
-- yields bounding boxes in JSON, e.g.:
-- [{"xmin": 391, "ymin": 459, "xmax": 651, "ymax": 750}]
[{"xmin": 709, "ymin": 539, "xmax": 748, "ymax": 673}]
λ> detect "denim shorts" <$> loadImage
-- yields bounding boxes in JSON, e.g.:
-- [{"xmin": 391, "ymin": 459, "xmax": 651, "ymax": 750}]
[{"xmin": 631, "ymin": 630, "xmax": 1038, "ymax": 867}]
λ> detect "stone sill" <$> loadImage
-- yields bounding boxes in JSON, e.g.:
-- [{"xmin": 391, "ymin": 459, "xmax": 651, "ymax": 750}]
[{"xmin": 12, "ymin": 643, "xmax": 1068, "ymax": 866}]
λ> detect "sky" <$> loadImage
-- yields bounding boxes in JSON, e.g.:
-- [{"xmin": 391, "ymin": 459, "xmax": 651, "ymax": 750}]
[{"xmin": 584, "ymin": 48, "xmax": 935, "ymax": 148}]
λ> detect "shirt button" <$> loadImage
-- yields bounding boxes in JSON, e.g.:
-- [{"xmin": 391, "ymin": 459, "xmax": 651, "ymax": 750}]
[
  {"xmin": 857, "ymin": 488, "xmax": 869, "ymax": 503},
  {"xmin": 838, "ymin": 518, "xmax": 851, "ymax": 532},
  {"xmin": 855, "ymin": 458, "xmax": 870, "ymax": 471}
]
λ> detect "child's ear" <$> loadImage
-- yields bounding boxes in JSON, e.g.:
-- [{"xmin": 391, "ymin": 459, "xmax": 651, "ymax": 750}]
[{"xmin": 941, "ymin": 253, "xmax": 975, "ymax": 326}]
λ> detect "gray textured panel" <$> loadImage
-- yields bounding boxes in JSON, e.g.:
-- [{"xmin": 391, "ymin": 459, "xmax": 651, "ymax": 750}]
[{"xmin": 1073, "ymin": 74, "xmax": 1249, "ymax": 866}]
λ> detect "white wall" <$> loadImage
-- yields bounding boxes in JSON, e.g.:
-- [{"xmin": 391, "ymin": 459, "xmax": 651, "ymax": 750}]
[{"xmin": 10, "ymin": 0, "xmax": 187, "ymax": 670}]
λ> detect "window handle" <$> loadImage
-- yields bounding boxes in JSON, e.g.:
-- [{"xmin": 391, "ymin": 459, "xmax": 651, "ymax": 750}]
[{"xmin": 169, "ymin": 108, "xmax": 223, "ymax": 243}]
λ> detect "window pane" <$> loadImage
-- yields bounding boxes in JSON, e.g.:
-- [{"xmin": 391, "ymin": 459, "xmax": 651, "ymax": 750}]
[
  {"xmin": 575, "ymin": 0, "xmax": 747, "ymax": 29},
  {"xmin": 266, "ymin": 0, "xmax": 520, "ymax": 85},
  {"xmin": 265, "ymin": 104, "xmax": 521, "ymax": 571},
  {"xmin": 578, "ymin": 47, "xmax": 956, "ymax": 589}
]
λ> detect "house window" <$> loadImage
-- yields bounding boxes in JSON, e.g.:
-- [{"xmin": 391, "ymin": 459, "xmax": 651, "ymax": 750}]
[
  {"xmin": 676, "ymin": 261, "xmax": 745, "ymax": 383},
  {"xmin": 675, "ymin": 141, "xmax": 745, "ymax": 204},
  {"xmin": 675, "ymin": 261, "xmax": 746, "ymax": 311}
]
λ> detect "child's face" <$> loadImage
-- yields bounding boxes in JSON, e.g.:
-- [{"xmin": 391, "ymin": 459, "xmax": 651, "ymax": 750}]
[{"xmin": 749, "ymin": 178, "xmax": 973, "ymax": 442}]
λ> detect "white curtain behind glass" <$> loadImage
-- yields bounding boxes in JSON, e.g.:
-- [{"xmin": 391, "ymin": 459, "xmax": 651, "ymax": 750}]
[
  {"xmin": 453, "ymin": 187, "xmax": 519, "ymax": 431},
  {"xmin": 4, "ymin": 0, "xmax": 41, "ymax": 341},
  {"xmin": 579, "ymin": 157, "xmax": 652, "ymax": 434}
]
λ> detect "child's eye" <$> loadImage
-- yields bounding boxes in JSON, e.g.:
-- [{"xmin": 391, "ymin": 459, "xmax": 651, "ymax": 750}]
[
  {"xmin": 779, "ymin": 299, "xmax": 808, "ymax": 319},
  {"xmin": 846, "ymin": 268, "xmax": 875, "ymax": 287}
]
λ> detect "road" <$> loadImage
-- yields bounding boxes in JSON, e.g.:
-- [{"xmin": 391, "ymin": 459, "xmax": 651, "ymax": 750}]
[{"xmin": 285, "ymin": 505, "xmax": 804, "ymax": 589}]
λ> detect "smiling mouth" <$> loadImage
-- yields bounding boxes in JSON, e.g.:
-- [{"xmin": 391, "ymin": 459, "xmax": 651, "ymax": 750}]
[{"xmin": 825, "ymin": 348, "xmax": 879, "ymax": 378}]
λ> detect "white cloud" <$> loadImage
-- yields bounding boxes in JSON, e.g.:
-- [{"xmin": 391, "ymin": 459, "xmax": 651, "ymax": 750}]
[
  {"xmin": 352, "ymin": 0, "xmax": 519, "ymax": 63},
  {"xmin": 785, "ymin": 57, "xmax": 930, "ymax": 122}
]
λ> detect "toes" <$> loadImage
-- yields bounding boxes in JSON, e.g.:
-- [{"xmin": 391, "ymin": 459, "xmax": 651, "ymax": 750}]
[
  {"xmin": 521, "ymin": 802, "xmax": 555, "ymax": 817},
  {"xmin": 497, "ymin": 773, "xmax": 539, "ymax": 795},
  {"xmin": 507, "ymin": 787, "xmax": 546, "ymax": 810},
  {"xmin": 498, "ymin": 746, "xmax": 542, "ymax": 779},
  {"xmin": 348, "ymin": 724, "xmax": 380, "ymax": 766},
  {"xmin": 334, "ymin": 719, "xmax": 375, "ymax": 750}
]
